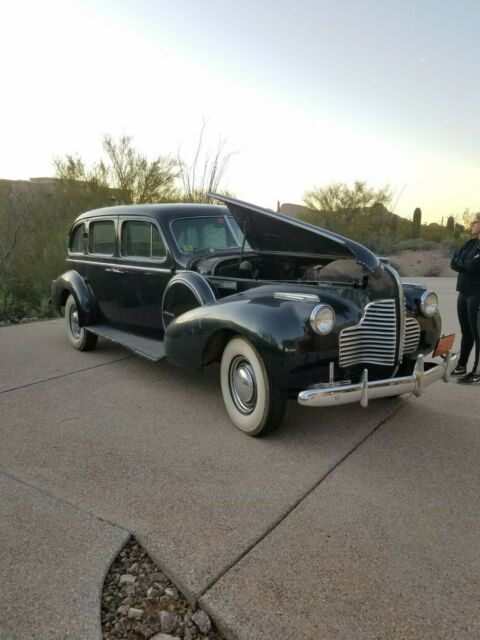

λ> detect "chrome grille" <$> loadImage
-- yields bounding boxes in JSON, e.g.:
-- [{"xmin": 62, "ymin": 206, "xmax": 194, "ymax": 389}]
[
  {"xmin": 339, "ymin": 300, "xmax": 397, "ymax": 367},
  {"xmin": 403, "ymin": 317, "xmax": 421, "ymax": 354}
]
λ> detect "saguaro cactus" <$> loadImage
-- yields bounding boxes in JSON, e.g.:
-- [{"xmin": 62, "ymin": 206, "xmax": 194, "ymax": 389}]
[
  {"xmin": 446, "ymin": 215, "xmax": 455, "ymax": 234},
  {"xmin": 412, "ymin": 207, "xmax": 422, "ymax": 238}
]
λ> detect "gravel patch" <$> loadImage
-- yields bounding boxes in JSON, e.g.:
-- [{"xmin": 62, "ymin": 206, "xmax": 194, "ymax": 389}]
[{"xmin": 101, "ymin": 538, "xmax": 225, "ymax": 640}]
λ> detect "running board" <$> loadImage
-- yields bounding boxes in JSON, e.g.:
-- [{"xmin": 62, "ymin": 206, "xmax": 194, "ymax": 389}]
[{"xmin": 86, "ymin": 325, "xmax": 165, "ymax": 362}]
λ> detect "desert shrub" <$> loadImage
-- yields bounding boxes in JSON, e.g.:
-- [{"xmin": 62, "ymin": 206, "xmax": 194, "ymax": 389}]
[
  {"xmin": 423, "ymin": 256, "xmax": 448, "ymax": 276},
  {"xmin": 439, "ymin": 237, "xmax": 467, "ymax": 256},
  {"xmin": 391, "ymin": 238, "xmax": 439, "ymax": 253},
  {"xmin": 362, "ymin": 236, "xmax": 395, "ymax": 255}
]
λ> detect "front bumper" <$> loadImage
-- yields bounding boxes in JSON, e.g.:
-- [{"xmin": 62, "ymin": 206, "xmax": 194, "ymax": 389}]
[{"xmin": 298, "ymin": 351, "xmax": 458, "ymax": 408}]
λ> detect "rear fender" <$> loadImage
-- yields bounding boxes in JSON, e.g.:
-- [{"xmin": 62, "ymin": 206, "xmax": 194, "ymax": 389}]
[
  {"xmin": 51, "ymin": 271, "xmax": 97, "ymax": 326},
  {"xmin": 161, "ymin": 271, "xmax": 216, "ymax": 330}
]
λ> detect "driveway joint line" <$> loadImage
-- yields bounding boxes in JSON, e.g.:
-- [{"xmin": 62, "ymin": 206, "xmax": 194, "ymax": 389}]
[
  {"xmin": 199, "ymin": 401, "xmax": 405, "ymax": 599},
  {"xmin": 0, "ymin": 468, "xmax": 129, "ymax": 532},
  {"xmin": 0, "ymin": 356, "xmax": 133, "ymax": 396}
]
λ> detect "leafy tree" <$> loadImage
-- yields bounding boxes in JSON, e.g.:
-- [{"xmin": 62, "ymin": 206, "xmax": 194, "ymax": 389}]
[
  {"xmin": 104, "ymin": 135, "xmax": 179, "ymax": 203},
  {"xmin": 304, "ymin": 181, "xmax": 392, "ymax": 223},
  {"xmin": 54, "ymin": 134, "xmax": 179, "ymax": 204}
]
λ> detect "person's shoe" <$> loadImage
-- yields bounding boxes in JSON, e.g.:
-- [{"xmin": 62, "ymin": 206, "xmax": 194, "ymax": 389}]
[
  {"xmin": 457, "ymin": 372, "xmax": 480, "ymax": 384},
  {"xmin": 451, "ymin": 365, "xmax": 467, "ymax": 376}
]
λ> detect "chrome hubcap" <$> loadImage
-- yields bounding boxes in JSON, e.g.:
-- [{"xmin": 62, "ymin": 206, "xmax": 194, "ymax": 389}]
[
  {"xmin": 229, "ymin": 356, "xmax": 257, "ymax": 414},
  {"xmin": 70, "ymin": 305, "xmax": 81, "ymax": 338}
]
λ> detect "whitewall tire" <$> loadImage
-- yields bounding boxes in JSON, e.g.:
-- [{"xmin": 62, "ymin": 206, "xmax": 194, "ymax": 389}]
[{"xmin": 220, "ymin": 337, "xmax": 286, "ymax": 436}]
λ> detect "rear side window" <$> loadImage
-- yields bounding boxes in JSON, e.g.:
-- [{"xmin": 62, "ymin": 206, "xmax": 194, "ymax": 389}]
[
  {"xmin": 89, "ymin": 220, "xmax": 115, "ymax": 255},
  {"xmin": 69, "ymin": 223, "xmax": 85, "ymax": 254},
  {"xmin": 121, "ymin": 221, "xmax": 166, "ymax": 259}
]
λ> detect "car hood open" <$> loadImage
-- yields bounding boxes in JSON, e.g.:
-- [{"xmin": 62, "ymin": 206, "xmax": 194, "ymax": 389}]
[{"xmin": 210, "ymin": 193, "xmax": 381, "ymax": 273}]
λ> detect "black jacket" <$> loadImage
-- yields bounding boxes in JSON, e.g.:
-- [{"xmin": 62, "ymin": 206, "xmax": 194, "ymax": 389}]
[{"xmin": 451, "ymin": 238, "xmax": 480, "ymax": 294}]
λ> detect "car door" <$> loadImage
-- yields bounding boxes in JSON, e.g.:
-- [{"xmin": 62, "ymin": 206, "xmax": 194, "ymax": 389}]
[
  {"xmin": 116, "ymin": 217, "xmax": 172, "ymax": 334},
  {"xmin": 84, "ymin": 216, "xmax": 123, "ymax": 325}
]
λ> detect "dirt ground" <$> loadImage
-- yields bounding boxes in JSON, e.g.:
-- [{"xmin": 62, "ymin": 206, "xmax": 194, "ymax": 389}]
[{"xmin": 388, "ymin": 249, "xmax": 456, "ymax": 277}]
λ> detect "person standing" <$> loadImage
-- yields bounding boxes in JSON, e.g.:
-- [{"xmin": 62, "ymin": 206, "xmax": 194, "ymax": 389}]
[{"xmin": 450, "ymin": 213, "xmax": 480, "ymax": 384}]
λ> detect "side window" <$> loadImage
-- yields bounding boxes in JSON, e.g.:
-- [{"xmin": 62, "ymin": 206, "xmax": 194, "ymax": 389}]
[
  {"xmin": 122, "ymin": 221, "xmax": 166, "ymax": 259},
  {"xmin": 174, "ymin": 221, "xmax": 199, "ymax": 252},
  {"xmin": 152, "ymin": 226, "xmax": 166, "ymax": 258},
  {"xmin": 89, "ymin": 220, "xmax": 115, "ymax": 255},
  {"xmin": 69, "ymin": 223, "xmax": 85, "ymax": 254},
  {"xmin": 171, "ymin": 217, "xmax": 238, "ymax": 253}
]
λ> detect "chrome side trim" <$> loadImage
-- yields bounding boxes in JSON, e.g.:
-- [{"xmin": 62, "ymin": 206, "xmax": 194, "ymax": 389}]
[
  {"xmin": 66, "ymin": 258, "xmax": 172, "ymax": 274},
  {"xmin": 298, "ymin": 351, "xmax": 457, "ymax": 408},
  {"xmin": 273, "ymin": 292, "xmax": 320, "ymax": 303}
]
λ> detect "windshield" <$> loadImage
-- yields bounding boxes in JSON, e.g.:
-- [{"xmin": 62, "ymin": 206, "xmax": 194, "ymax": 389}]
[{"xmin": 171, "ymin": 215, "xmax": 248, "ymax": 253}]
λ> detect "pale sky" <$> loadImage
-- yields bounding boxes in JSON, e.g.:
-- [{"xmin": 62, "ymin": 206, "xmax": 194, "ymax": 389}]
[{"xmin": 1, "ymin": 0, "xmax": 479, "ymax": 222}]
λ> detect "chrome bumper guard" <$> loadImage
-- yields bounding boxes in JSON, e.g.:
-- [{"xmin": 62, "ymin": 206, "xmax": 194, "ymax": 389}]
[{"xmin": 298, "ymin": 351, "xmax": 458, "ymax": 408}]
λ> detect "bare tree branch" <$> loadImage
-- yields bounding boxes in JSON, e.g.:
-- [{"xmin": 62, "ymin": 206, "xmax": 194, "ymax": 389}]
[{"xmin": 179, "ymin": 124, "xmax": 235, "ymax": 203}]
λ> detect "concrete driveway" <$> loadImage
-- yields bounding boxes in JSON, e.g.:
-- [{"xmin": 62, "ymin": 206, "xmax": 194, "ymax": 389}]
[{"xmin": 1, "ymin": 278, "xmax": 478, "ymax": 639}]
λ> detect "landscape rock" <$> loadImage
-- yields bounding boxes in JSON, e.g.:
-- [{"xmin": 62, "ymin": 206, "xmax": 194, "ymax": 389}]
[
  {"xmin": 128, "ymin": 606, "xmax": 144, "ymax": 620},
  {"xmin": 116, "ymin": 605, "xmax": 129, "ymax": 616},
  {"xmin": 159, "ymin": 610, "xmax": 179, "ymax": 633},
  {"xmin": 192, "ymin": 610, "xmax": 212, "ymax": 634},
  {"xmin": 136, "ymin": 624, "xmax": 155, "ymax": 639},
  {"xmin": 158, "ymin": 595, "xmax": 174, "ymax": 609},
  {"xmin": 101, "ymin": 537, "xmax": 224, "ymax": 639}
]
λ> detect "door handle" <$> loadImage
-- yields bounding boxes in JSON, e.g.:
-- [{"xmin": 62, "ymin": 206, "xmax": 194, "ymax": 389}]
[{"xmin": 104, "ymin": 267, "xmax": 125, "ymax": 274}]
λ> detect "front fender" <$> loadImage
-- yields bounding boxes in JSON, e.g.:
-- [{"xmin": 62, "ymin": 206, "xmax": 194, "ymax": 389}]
[
  {"xmin": 51, "ymin": 271, "xmax": 97, "ymax": 326},
  {"xmin": 164, "ymin": 285, "xmax": 360, "ymax": 388}
]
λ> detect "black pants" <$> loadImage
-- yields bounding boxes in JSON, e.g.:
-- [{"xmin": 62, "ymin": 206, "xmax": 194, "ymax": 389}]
[{"xmin": 457, "ymin": 292, "xmax": 480, "ymax": 373}]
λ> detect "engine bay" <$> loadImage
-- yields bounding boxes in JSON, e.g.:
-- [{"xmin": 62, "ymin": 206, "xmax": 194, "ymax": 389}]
[{"xmin": 193, "ymin": 252, "xmax": 367, "ymax": 285}]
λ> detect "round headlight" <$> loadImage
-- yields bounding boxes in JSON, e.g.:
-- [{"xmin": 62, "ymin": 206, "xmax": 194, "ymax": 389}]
[
  {"xmin": 310, "ymin": 304, "xmax": 335, "ymax": 335},
  {"xmin": 420, "ymin": 290, "xmax": 438, "ymax": 317}
]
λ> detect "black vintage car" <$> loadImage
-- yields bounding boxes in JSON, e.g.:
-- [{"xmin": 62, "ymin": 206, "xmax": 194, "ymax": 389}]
[{"xmin": 52, "ymin": 194, "xmax": 457, "ymax": 436}]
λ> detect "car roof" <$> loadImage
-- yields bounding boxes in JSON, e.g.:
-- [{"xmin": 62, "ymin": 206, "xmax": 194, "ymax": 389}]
[{"xmin": 75, "ymin": 202, "xmax": 229, "ymax": 222}]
